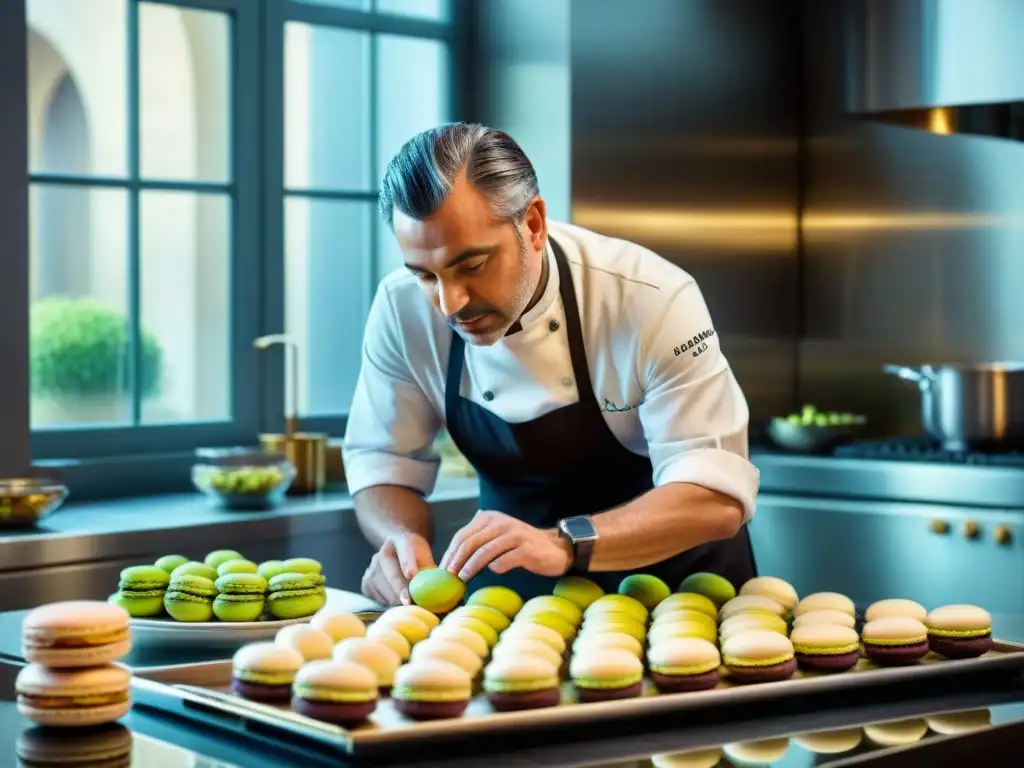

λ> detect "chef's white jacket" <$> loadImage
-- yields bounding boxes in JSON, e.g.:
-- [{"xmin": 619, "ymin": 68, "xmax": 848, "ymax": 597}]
[{"xmin": 342, "ymin": 220, "xmax": 760, "ymax": 521}]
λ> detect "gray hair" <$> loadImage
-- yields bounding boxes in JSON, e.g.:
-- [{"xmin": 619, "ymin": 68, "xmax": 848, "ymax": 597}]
[{"xmin": 378, "ymin": 122, "xmax": 540, "ymax": 231}]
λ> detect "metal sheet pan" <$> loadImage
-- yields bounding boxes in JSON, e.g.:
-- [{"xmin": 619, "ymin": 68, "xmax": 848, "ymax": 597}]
[{"xmin": 131, "ymin": 639, "xmax": 1024, "ymax": 758}]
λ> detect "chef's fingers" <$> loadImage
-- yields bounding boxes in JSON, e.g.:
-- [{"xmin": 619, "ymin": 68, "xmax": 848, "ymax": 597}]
[
  {"xmin": 444, "ymin": 526, "xmax": 497, "ymax": 579},
  {"xmin": 361, "ymin": 566, "xmax": 394, "ymax": 607},
  {"xmin": 379, "ymin": 550, "xmax": 408, "ymax": 606},
  {"xmin": 487, "ymin": 548, "xmax": 526, "ymax": 575},
  {"xmin": 395, "ymin": 534, "xmax": 436, "ymax": 581},
  {"xmin": 457, "ymin": 533, "xmax": 518, "ymax": 582},
  {"xmin": 439, "ymin": 510, "xmax": 496, "ymax": 570}
]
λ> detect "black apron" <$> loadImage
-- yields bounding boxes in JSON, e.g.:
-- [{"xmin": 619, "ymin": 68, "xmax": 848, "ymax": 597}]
[{"xmin": 444, "ymin": 237, "xmax": 757, "ymax": 600}]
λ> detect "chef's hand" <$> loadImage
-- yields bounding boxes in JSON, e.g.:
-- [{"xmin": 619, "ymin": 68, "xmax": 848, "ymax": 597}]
[
  {"xmin": 440, "ymin": 510, "xmax": 573, "ymax": 582},
  {"xmin": 361, "ymin": 532, "xmax": 436, "ymax": 607}
]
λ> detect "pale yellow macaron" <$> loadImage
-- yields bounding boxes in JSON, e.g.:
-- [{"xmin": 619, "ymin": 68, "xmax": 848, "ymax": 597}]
[
  {"xmin": 572, "ymin": 631, "xmax": 645, "ymax": 659},
  {"xmin": 491, "ymin": 637, "xmax": 563, "ymax": 669},
  {"xmin": 583, "ymin": 594, "xmax": 649, "ymax": 624},
  {"xmin": 648, "ymin": 619, "xmax": 717, "ymax": 646},
  {"xmin": 739, "ymin": 577, "xmax": 799, "ymax": 613},
  {"xmin": 650, "ymin": 592, "xmax": 718, "ymax": 622},
  {"xmin": 793, "ymin": 592, "xmax": 856, "ymax": 618},
  {"xmin": 651, "ymin": 608, "xmax": 717, "ymax": 633},
  {"xmin": 792, "ymin": 609, "xmax": 856, "ymax": 630},
  {"xmin": 333, "ymin": 637, "xmax": 401, "ymax": 689},
  {"xmin": 365, "ymin": 623, "xmax": 412, "ymax": 661},
  {"xmin": 445, "ymin": 604, "xmax": 511, "ymax": 633},
  {"xmin": 723, "ymin": 738, "xmax": 790, "ymax": 764},
  {"xmin": 577, "ymin": 617, "xmax": 646, "ymax": 644},
  {"xmin": 863, "ymin": 718, "xmax": 928, "ymax": 747},
  {"xmin": 410, "ymin": 637, "xmax": 483, "ymax": 677},
  {"xmin": 518, "ymin": 595, "xmax": 583, "ymax": 627},
  {"xmin": 274, "ymin": 624, "xmax": 334, "ymax": 661},
  {"xmin": 443, "ymin": 615, "xmax": 500, "ymax": 647},
  {"xmin": 310, "ymin": 609, "xmax": 367, "ymax": 644},
  {"xmin": 374, "ymin": 609, "xmax": 431, "ymax": 645},
  {"xmin": 499, "ymin": 622, "xmax": 566, "ymax": 654},
  {"xmin": 428, "ymin": 623, "xmax": 490, "ymax": 659},
  {"xmin": 719, "ymin": 595, "xmax": 787, "ymax": 622},
  {"xmin": 719, "ymin": 612, "xmax": 788, "ymax": 642},
  {"xmin": 865, "ymin": 598, "xmax": 927, "ymax": 623}
]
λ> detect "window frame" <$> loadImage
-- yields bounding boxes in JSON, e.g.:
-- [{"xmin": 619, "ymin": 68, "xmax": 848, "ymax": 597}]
[{"xmin": 12, "ymin": 0, "xmax": 470, "ymax": 496}]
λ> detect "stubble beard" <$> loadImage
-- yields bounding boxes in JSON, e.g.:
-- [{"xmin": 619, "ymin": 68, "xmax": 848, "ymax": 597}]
[{"xmin": 463, "ymin": 232, "xmax": 536, "ymax": 347}]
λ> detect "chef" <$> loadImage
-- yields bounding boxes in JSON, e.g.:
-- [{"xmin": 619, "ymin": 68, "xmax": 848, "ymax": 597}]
[{"xmin": 345, "ymin": 122, "xmax": 760, "ymax": 607}]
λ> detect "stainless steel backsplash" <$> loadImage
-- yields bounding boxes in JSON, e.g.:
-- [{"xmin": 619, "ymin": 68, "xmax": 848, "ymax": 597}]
[
  {"xmin": 567, "ymin": 0, "xmax": 802, "ymax": 426},
  {"xmin": 802, "ymin": 0, "xmax": 1024, "ymax": 435}
]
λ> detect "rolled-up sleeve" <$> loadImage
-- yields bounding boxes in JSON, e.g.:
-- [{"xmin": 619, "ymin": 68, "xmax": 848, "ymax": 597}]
[
  {"xmin": 342, "ymin": 284, "xmax": 443, "ymax": 497},
  {"xmin": 637, "ymin": 280, "xmax": 760, "ymax": 521}
]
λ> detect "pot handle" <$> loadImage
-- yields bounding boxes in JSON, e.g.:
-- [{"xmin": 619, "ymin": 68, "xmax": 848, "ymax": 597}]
[{"xmin": 882, "ymin": 364, "xmax": 931, "ymax": 390}]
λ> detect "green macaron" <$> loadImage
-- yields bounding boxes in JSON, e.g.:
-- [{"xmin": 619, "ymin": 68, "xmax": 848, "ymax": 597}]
[
  {"xmin": 113, "ymin": 565, "xmax": 170, "ymax": 617},
  {"xmin": 204, "ymin": 550, "xmax": 244, "ymax": 570},
  {"xmin": 154, "ymin": 554, "xmax": 189, "ymax": 574},
  {"xmin": 281, "ymin": 558, "xmax": 323, "ymax": 575},
  {"xmin": 267, "ymin": 572, "xmax": 326, "ymax": 619},
  {"xmin": 164, "ymin": 574, "xmax": 217, "ymax": 622},
  {"xmin": 217, "ymin": 559, "xmax": 259, "ymax": 577},
  {"xmin": 213, "ymin": 574, "xmax": 268, "ymax": 622},
  {"xmin": 170, "ymin": 561, "xmax": 219, "ymax": 582},
  {"xmin": 257, "ymin": 560, "xmax": 288, "ymax": 580}
]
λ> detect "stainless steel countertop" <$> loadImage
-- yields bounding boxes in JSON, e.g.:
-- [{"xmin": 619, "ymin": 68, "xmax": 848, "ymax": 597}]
[
  {"xmin": 753, "ymin": 449, "xmax": 1024, "ymax": 509},
  {"xmin": 0, "ymin": 477, "xmax": 480, "ymax": 572}
]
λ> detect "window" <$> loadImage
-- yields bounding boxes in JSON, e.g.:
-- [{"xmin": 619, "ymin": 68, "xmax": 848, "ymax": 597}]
[{"xmin": 17, "ymin": 0, "xmax": 458, "ymax": 483}]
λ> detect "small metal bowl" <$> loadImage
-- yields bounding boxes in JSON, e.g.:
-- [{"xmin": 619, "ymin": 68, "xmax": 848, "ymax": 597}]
[
  {"xmin": 767, "ymin": 418, "xmax": 864, "ymax": 453},
  {"xmin": 192, "ymin": 448, "xmax": 295, "ymax": 510},
  {"xmin": 0, "ymin": 478, "xmax": 69, "ymax": 526}
]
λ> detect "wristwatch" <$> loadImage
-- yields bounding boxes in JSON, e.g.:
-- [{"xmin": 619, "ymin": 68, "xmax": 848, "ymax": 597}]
[{"xmin": 557, "ymin": 515, "xmax": 598, "ymax": 571}]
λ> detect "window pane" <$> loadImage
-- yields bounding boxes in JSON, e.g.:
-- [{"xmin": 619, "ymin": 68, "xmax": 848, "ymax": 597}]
[
  {"xmin": 29, "ymin": 184, "xmax": 130, "ymax": 428},
  {"xmin": 140, "ymin": 192, "xmax": 231, "ymax": 424},
  {"xmin": 139, "ymin": 4, "xmax": 231, "ymax": 182},
  {"xmin": 285, "ymin": 198, "xmax": 371, "ymax": 416},
  {"xmin": 293, "ymin": 0, "xmax": 371, "ymax": 9},
  {"xmin": 376, "ymin": 0, "xmax": 448, "ymax": 21},
  {"xmin": 26, "ymin": 0, "xmax": 128, "ymax": 178},
  {"xmin": 285, "ymin": 24, "xmax": 371, "ymax": 191},
  {"xmin": 375, "ymin": 35, "xmax": 449, "ymax": 178}
]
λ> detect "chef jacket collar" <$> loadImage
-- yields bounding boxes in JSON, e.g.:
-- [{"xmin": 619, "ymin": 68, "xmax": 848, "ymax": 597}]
[{"xmin": 514, "ymin": 240, "xmax": 560, "ymax": 332}]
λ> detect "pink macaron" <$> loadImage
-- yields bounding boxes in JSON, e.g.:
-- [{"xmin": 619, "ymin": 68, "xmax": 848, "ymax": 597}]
[{"xmin": 22, "ymin": 601, "xmax": 132, "ymax": 668}]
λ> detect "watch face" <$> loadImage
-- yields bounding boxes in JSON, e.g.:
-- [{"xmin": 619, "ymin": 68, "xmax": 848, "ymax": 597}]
[{"xmin": 563, "ymin": 516, "xmax": 596, "ymax": 541}]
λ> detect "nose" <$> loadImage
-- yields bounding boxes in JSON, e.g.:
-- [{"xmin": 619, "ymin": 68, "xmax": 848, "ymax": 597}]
[{"xmin": 437, "ymin": 279, "xmax": 470, "ymax": 317}]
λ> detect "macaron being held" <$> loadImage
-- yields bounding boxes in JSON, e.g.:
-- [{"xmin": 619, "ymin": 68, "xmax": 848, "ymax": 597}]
[
  {"xmin": 232, "ymin": 642, "xmax": 304, "ymax": 702},
  {"xmin": 291, "ymin": 660, "xmax": 378, "ymax": 726},
  {"xmin": 721, "ymin": 630, "xmax": 797, "ymax": 683},
  {"xmin": 16, "ymin": 663, "xmax": 131, "ymax": 727},
  {"xmin": 790, "ymin": 625, "xmax": 860, "ymax": 672},
  {"xmin": 570, "ymin": 649, "xmax": 644, "ymax": 703},
  {"xmin": 483, "ymin": 655, "xmax": 561, "ymax": 711},
  {"xmin": 926, "ymin": 605, "xmax": 994, "ymax": 658},
  {"xmin": 861, "ymin": 618, "xmax": 930, "ymax": 665},
  {"xmin": 164, "ymin": 575, "xmax": 217, "ymax": 622},
  {"xmin": 409, "ymin": 568, "xmax": 466, "ymax": 615},
  {"xmin": 392, "ymin": 659, "xmax": 473, "ymax": 720},
  {"xmin": 648, "ymin": 637, "xmax": 722, "ymax": 692},
  {"xmin": 22, "ymin": 601, "xmax": 131, "ymax": 668}
]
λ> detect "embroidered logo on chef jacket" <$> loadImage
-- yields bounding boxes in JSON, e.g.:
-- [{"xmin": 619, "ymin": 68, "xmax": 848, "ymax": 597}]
[{"xmin": 674, "ymin": 328, "xmax": 715, "ymax": 358}]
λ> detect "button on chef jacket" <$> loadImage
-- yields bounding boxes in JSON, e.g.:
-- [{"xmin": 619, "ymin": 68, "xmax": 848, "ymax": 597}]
[{"xmin": 343, "ymin": 220, "xmax": 760, "ymax": 523}]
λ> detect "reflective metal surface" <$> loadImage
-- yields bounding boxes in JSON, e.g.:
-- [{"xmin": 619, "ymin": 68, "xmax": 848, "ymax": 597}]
[
  {"xmin": 568, "ymin": 0, "xmax": 801, "ymax": 422},
  {"xmin": 800, "ymin": 0, "xmax": 1024, "ymax": 435},
  {"xmin": 844, "ymin": 0, "xmax": 1024, "ymax": 141}
]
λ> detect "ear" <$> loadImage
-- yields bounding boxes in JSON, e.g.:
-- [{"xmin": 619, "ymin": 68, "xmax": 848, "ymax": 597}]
[{"xmin": 522, "ymin": 197, "xmax": 547, "ymax": 252}]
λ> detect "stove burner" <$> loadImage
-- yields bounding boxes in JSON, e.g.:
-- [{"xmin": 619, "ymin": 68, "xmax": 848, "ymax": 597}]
[{"xmin": 833, "ymin": 436, "xmax": 1024, "ymax": 467}]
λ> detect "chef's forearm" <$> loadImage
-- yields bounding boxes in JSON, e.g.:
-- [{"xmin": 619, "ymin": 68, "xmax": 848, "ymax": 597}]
[
  {"xmin": 353, "ymin": 485, "xmax": 435, "ymax": 549},
  {"xmin": 587, "ymin": 484, "xmax": 744, "ymax": 572}
]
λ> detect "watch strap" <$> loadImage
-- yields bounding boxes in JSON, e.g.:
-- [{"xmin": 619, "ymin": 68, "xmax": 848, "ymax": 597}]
[{"xmin": 558, "ymin": 515, "xmax": 597, "ymax": 571}]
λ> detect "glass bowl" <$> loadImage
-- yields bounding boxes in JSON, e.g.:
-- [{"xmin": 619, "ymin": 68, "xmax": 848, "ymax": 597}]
[
  {"xmin": 192, "ymin": 448, "xmax": 295, "ymax": 510},
  {"xmin": 0, "ymin": 478, "xmax": 69, "ymax": 526}
]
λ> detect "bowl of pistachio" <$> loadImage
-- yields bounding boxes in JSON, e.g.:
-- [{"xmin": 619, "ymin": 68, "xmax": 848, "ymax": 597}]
[
  {"xmin": 192, "ymin": 448, "xmax": 296, "ymax": 510},
  {"xmin": 768, "ymin": 404, "xmax": 867, "ymax": 453}
]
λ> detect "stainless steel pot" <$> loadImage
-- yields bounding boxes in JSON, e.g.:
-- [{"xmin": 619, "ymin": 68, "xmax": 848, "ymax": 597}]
[{"xmin": 882, "ymin": 363, "xmax": 1024, "ymax": 450}]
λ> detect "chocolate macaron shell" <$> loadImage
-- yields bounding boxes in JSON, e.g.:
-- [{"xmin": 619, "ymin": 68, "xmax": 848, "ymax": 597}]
[
  {"xmin": 862, "ymin": 617, "xmax": 930, "ymax": 665},
  {"xmin": 926, "ymin": 604, "xmax": 994, "ymax": 659}
]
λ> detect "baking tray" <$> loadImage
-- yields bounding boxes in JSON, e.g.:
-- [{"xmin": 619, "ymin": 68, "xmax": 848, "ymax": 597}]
[{"xmin": 130, "ymin": 638, "xmax": 1024, "ymax": 758}]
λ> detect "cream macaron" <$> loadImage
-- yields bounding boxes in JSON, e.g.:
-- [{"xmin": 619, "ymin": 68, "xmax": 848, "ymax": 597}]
[
  {"xmin": 365, "ymin": 623, "xmax": 412, "ymax": 662},
  {"xmin": 793, "ymin": 592, "xmax": 856, "ymax": 618},
  {"xmin": 572, "ymin": 631, "xmax": 645, "ymax": 659},
  {"xmin": 410, "ymin": 637, "xmax": 484, "ymax": 677},
  {"xmin": 492, "ymin": 637, "xmax": 563, "ymax": 669},
  {"xmin": 647, "ymin": 637, "xmax": 721, "ymax": 692},
  {"xmin": 719, "ymin": 612, "xmax": 788, "ymax": 642},
  {"xmin": 310, "ymin": 609, "xmax": 367, "ymax": 643},
  {"xmin": 719, "ymin": 595, "xmax": 787, "ymax": 623},
  {"xmin": 428, "ymin": 622, "xmax": 490, "ymax": 659},
  {"xmin": 739, "ymin": 577, "xmax": 799, "ymax": 614},
  {"xmin": 275, "ymin": 624, "xmax": 334, "ymax": 662},
  {"xmin": 333, "ymin": 637, "xmax": 401, "ymax": 692},
  {"xmin": 650, "ymin": 593, "xmax": 718, "ymax": 622},
  {"xmin": 865, "ymin": 598, "xmax": 927, "ymax": 623},
  {"xmin": 498, "ymin": 622, "xmax": 566, "ymax": 655},
  {"xmin": 792, "ymin": 609, "xmax": 856, "ymax": 630}
]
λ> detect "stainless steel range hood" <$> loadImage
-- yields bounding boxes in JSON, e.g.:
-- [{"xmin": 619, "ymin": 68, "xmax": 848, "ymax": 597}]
[{"xmin": 844, "ymin": 0, "xmax": 1024, "ymax": 140}]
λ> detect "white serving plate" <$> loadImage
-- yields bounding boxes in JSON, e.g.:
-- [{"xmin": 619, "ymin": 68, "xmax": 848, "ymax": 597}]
[{"xmin": 130, "ymin": 588, "xmax": 384, "ymax": 647}]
